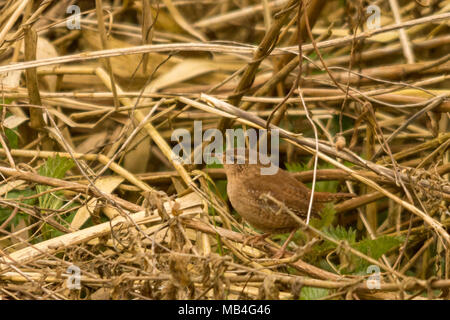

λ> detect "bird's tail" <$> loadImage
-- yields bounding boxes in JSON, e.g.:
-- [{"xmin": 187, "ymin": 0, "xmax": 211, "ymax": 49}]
[{"xmin": 312, "ymin": 191, "xmax": 356, "ymax": 203}]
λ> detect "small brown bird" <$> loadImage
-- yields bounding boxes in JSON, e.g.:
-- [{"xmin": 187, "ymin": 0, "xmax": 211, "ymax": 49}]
[{"xmin": 223, "ymin": 148, "xmax": 354, "ymax": 255}]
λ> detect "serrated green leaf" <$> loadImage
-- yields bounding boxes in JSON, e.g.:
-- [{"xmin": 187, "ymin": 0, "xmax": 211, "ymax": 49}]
[
  {"xmin": 308, "ymin": 225, "xmax": 404, "ymax": 273},
  {"xmin": 356, "ymin": 236, "xmax": 404, "ymax": 260},
  {"xmin": 300, "ymin": 286, "xmax": 329, "ymax": 300},
  {"xmin": 311, "ymin": 203, "xmax": 336, "ymax": 230},
  {"xmin": 38, "ymin": 155, "xmax": 74, "ymax": 179},
  {"xmin": 353, "ymin": 235, "xmax": 404, "ymax": 272},
  {"xmin": 306, "ymin": 225, "xmax": 357, "ymax": 267},
  {"xmin": 312, "ymin": 224, "xmax": 403, "ymax": 274},
  {"xmin": 324, "ymin": 225, "xmax": 357, "ymax": 245},
  {"xmin": 37, "ymin": 155, "xmax": 74, "ymax": 212}
]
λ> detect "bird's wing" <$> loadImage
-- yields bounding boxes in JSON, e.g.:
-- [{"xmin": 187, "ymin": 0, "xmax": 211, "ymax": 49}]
[{"xmin": 241, "ymin": 169, "xmax": 323, "ymax": 217}]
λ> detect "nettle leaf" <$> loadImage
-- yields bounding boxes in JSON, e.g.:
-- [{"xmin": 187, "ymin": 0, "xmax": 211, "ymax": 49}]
[
  {"xmin": 38, "ymin": 155, "xmax": 74, "ymax": 179},
  {"xmin": 300, "ymin": 287, "xmax": 329, "ymax": 300},
  {"xmin": 35, "ymin": 156, "xmax": 76, "ymax": 241},
  {"xmin": 353, "ymin": 235, "xmax": 404, "ymax": 272},
  {"xmin": 37, "ymin": 155, "xmax": 74, "ymax": 211},
  {"xmin": 318, "ymin": 226, "xmax": 403, "ymax": 273},
  {"xmin": 308, "ymin": 225, "xmax": 357, "ymax": 263},
  {"xmin": 310, "ymin": 225, "xmax": 403, "ymax": 274},
  {"xmin": 324, "ymin": 225, "xmax": 357, "ymax": 245},
  {"xmin": 315, "ymin": 181, "xmax": 339, "ymax": 194},
  {"xmin": 311, "ymin": 203, "xmax": 336, "ymax": 230},
  {"xmin": 356, "ymin": 236, "xmax": 404, "ymax": 260},
  {"xmin": 0, "ymin": 189, "xmax": 36, "ymax": 227}
]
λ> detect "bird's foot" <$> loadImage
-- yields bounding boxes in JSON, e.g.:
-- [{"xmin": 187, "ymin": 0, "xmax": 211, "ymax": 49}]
[
  {"xmin": 271, "ymin": 229, "xmax": 297, "ymax": 259},
  {"xmin": 272, "ymin": 248, "xmax": 286, "ymax": 259},
  {"xmin": 242, "ymin": 233, "xmax": 270, "ymax": 248}
]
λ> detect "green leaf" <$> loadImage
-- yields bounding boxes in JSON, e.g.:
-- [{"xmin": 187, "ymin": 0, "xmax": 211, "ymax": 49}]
[
  {"xmin": 0, "ymin": 189, "xmax": 36, "ymax": 227},
  {"xmin": 0, "ymin": 102, "xmax": 20, "ymax": 149},
  {"xmin": 213, "ymin": 180, "xmax": 228, "ymax": 201},
  {"xmin": 324, "ymin": 225, "xmax": 357, "ymax": 245},
  {"xmin": 0, "ymin": 98, "xmax": 13, "ymax": 106},
  {"xmin": 311, "ymin": 203, "xmax": 336, "ymax": 230},
  {"xmin": 353, "ymin": 235, "xmax": 404, "ymax": 272},
  {"xmin": 285, "ymin": 162, "xmax": 308, "ymax": 173},
  {"xmin": 285, "ymin": 162, "xmax": 339, "ymax": 193},
  {"xmin": 37, "ymin": 155, "xmax": 74, "ymax": 211},
  {"xmin": 306, "ymin": 225, "xmax": 357, "ymax": 268},
  {"xmin": 300, "ymin": 286, "xmax": 329, "ymax": 300},
  {"xmin": 4, "ymin": 128, "xmax": 19, "ymax": 149},
  {"xmin": 45, "ymin": 210, "xmax": 78, "ymax": 239},
  {"xmin": 38, "ymin": 155, "xmax": 74, "ymax": 179},
  {"xmin": 205, "ymin": 158, "xmax": 223, "ymax": 169},
  {"xmin": 313, "ymin": 225, "xmax": 403, "ymax": 273},
  {"xmin": 356, "ymin": 236, "xmax": 403, "ymax": 260}
]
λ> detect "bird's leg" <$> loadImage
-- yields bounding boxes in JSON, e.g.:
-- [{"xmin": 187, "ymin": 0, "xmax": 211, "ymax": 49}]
[
  {"xmin": 272, "ymin": 229, "xmax": 296, "ymax": 259},
  {"xmin": 242, "ymin": 233, "xmax": 270, "ymax": 248}
]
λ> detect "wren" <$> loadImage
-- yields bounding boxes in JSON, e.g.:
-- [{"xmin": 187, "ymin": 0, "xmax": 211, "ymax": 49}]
[{"xmin": 222, "ymin": 149, "xmax": 354, "ymax": 236}]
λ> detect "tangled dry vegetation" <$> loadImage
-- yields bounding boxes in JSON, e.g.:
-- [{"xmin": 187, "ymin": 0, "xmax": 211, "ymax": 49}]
[{"xmin": 0, "ymin": 0, "xmax": 449, "ymax": 300}]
